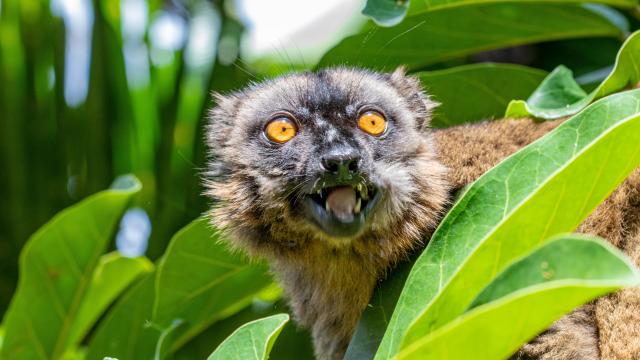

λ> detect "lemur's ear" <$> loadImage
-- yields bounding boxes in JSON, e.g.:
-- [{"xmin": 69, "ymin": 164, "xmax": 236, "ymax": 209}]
[
  {"xmin": 388, "ymin": 66, "xmax": 415, "ymax": 95},
  {"xmin": 206, "ymin": 92, "xmax": 243, "ymax": 179},
  {"xmin": 207, "ymin": 92, "xmax": 240, "ymax": 149},
  {"xmin": 388, "ymin": 66, "xmax": 438, "ymax": 130}
]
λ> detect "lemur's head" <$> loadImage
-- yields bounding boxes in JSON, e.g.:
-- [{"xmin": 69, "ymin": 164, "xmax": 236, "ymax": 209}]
[{"xmin": 205, "ymin": 67, "xmax": 448, "ymax": 262}]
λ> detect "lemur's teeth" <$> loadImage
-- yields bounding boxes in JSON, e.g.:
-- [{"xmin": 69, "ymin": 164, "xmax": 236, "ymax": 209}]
[
  {"xmin": 325, "ymin": 200, "xmax": 330, "ymax": 212},
  {"xmin": 354, "ymin": 198, "xmax": 362, "ymax": 214}
]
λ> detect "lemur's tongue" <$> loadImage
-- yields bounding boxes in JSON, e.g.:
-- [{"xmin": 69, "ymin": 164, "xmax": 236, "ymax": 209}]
[{"xmin": 326, "ymin": 186, "xmax": 357, "ymax": 222}]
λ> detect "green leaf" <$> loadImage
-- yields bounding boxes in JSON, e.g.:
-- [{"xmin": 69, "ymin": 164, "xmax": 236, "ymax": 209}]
[
  {"xmin": 68, "ymin": 252, "xmax": 154, "ymax": 347},
  {"xmin": 319, "ymin": 3, "xmax": 622, "ymax": 71},
  {"xmin": 408, "ymin": 0, "xmax": 638, "ymax": 16},
  {"xmin": 152, "ymin": 217, "xmax": 274, "ymax": 352},
  {"xmin": 175, "ymin": 300, "xmax": 314, "ymax": 360},
  {"xmin": 506, "ymin": 30, "xmax": 640, "ymax": 119},
  {"xmin": 0, "ymin": 177, "xmax": 141, "ymax": 360},
  {"xmin": 468, "ymin": 236, "xmax": 638, "ymax": 308},
  {"xmin": 376, "ymin": 89, "xmax": 640, "ymax": 359},
  {"xmin": 362, "ymin": 0, "xmax": 409, "ymax": 27},
  {"xmin": 154, "ymin": 319, "xmax": 187, "ymax": 360},
  {"xmin": 86, "ymin": 274, "xmax": 159, "ymax": 360},
  {"xmin": 207, "ymin": 314, "xmax": 289, "ymax": 360},
  {"xmin": 396, "ymin": 235, "xmax": 640, "ymax": 359},
  {"xmin": 345, "ymin": 260, "xmax": 413, "ymax": 360},
  {"xmin": 538, "ymin": 38, "xmax": 622, "ymax": 82},
  {"xmin": 361, "ymin": 0, "xmax": 639, "ymax": 26},
  {"xmin": 418, "ymin": 63, "xmax": 547, "ymax": 128}
]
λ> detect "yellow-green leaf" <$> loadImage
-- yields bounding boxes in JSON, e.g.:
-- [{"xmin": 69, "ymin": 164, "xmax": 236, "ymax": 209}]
[
  {"xmin": 207, "ymin": 314, "xmax": 289, "ymax": 360},
  {"xmin": 397, "ymin": 236, "xmax": 639, "ymax": 359}
]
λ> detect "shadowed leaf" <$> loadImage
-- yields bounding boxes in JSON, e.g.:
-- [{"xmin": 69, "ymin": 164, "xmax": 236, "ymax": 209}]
[
  {"xmin": 418, "ymin": 63, "xmax": 547, "ymax": 128},
  {"xmin": 86, "ymin": 274, "xmax": 159, "ymax": 360},
  {"xmin": 320, "ymin": 3, "xmax": 622, "ymax": 71},
  {"xmin": 68, "ymin": 252, "xmax": 153, "ymax": 347},
  {"xmin": 506, "ymin": 31, "xmax": 640, "ymax": 119},
  {"xmin": 152, "ymin": 217, "xmax": 274, "ymax": 353}
]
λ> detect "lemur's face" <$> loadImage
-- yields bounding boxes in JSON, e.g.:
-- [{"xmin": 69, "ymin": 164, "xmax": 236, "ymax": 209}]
[{"xmin": 205, "ymin": 68, "xmax": 448, "ymax": 255}]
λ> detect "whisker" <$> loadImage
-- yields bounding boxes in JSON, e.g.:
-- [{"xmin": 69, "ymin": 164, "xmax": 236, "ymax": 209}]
[
  {"xmin": 377, "ymin": 20, "xmax": 426, "ymax": 56},
  {"xmin": 232, "ymin": 61, "xmax": 259, "ymax": 81}
]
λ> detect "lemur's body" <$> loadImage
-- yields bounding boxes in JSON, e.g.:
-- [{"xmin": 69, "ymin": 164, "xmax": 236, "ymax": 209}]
[{"xmin": 205, "ymin": 67, "xmax": 640, "ymax": 359}]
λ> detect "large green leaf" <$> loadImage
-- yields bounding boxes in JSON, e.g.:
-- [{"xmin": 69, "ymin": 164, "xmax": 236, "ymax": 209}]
[
  {"xmin": 0, "ymin": 176, "xmax": 141, "ymax": 360},
  {"xmin": 396, "ymin": 235, "xmax": 640, "ymax": 359},
  {"xmin": 419, "ymin": 63, "xmax": 547, "ymax": 128},
  {"xmin": 506, "ymin": 30, "xmax": 640, "ymax": 119},
  {"xmin": 207, "ymin": 314, "xmax": 289, "ymax": 360},
  {"xmin": 152, "ymin": 217, "xmax": 274, "ymax": 352},
  {"xmin": 67, "ymin": 252, "xmax": 153, "ymax": 347},
  {"xmin": 361, "ymin": 0, "xmax": 637, "ymax": 26},
  {"xmin": 319, "ymin": 3, "xmax": 622, "ymax": 71},
  {"xmin": 375, "ymin": 89, "xmax": 640, "ymax": 359},
  {"xmin": 86, "ymin": 274, "xmax": 159, "ymax": 360}
]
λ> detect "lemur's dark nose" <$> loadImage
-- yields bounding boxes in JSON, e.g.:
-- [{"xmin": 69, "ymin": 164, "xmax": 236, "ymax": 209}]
[{"xmin": 321, "ymin": 152, "xmax": 361, "ymax": 176}]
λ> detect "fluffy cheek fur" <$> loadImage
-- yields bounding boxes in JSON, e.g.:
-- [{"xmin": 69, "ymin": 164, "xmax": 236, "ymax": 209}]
[
  {"xmin": 365, "ymin": 139, "xmax": 449, "ymax": 263},
  {"xmin": 206, "ymin": 167, "xmax": 314, "ymax": 256}
]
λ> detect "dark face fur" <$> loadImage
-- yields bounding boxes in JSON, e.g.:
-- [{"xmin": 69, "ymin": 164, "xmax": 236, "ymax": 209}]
[{"xmin": 205, "ymin": 67, "xmax": 449, "ymax": 264}]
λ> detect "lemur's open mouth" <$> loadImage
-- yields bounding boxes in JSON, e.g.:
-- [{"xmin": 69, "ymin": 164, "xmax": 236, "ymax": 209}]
[{"xmin": 301, "ymin": 180, "xmax": 381, "ymax": 238}]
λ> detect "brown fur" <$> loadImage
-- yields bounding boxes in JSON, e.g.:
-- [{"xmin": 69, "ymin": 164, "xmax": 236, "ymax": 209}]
[{"xmin": 205, "ymin": 68, "xmax": 640, "ymax": 359}]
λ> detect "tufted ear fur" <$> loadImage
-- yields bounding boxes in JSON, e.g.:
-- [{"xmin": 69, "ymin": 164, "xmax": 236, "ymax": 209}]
[
  {"xmin": 388, "ymin": 66, "xmax": 439, "ymax": 131},
  {"xmin": 205, "ymin": 92, "xmax": 241, "ymax": 178},
  {"xmin": 207, "ymin": 92, "xmax": 239, "ymax": 147}
]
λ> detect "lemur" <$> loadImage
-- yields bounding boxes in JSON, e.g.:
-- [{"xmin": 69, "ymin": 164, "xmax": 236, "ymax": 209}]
[{"xmin": 204, "ymin": 67, "xmax": 640, "ymax": 360}]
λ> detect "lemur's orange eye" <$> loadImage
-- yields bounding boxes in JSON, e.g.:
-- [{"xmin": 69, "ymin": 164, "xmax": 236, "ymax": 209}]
[
  {"xmin": 265, "ymin": 117, "xmax": 297, "ymax": 143},
  {"xmin": 358, "ymin": 111, "xmax": 386, "ymax": 136}
]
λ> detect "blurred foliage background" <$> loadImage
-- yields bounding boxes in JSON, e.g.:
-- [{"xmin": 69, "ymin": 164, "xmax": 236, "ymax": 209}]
[
  {"xmin": 0, "ymin": 0, "xmax": 363, "ymax": 315},
  {"xmin": 1, "ymin": 0, "xmax": 639, "ymax": 346}
]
